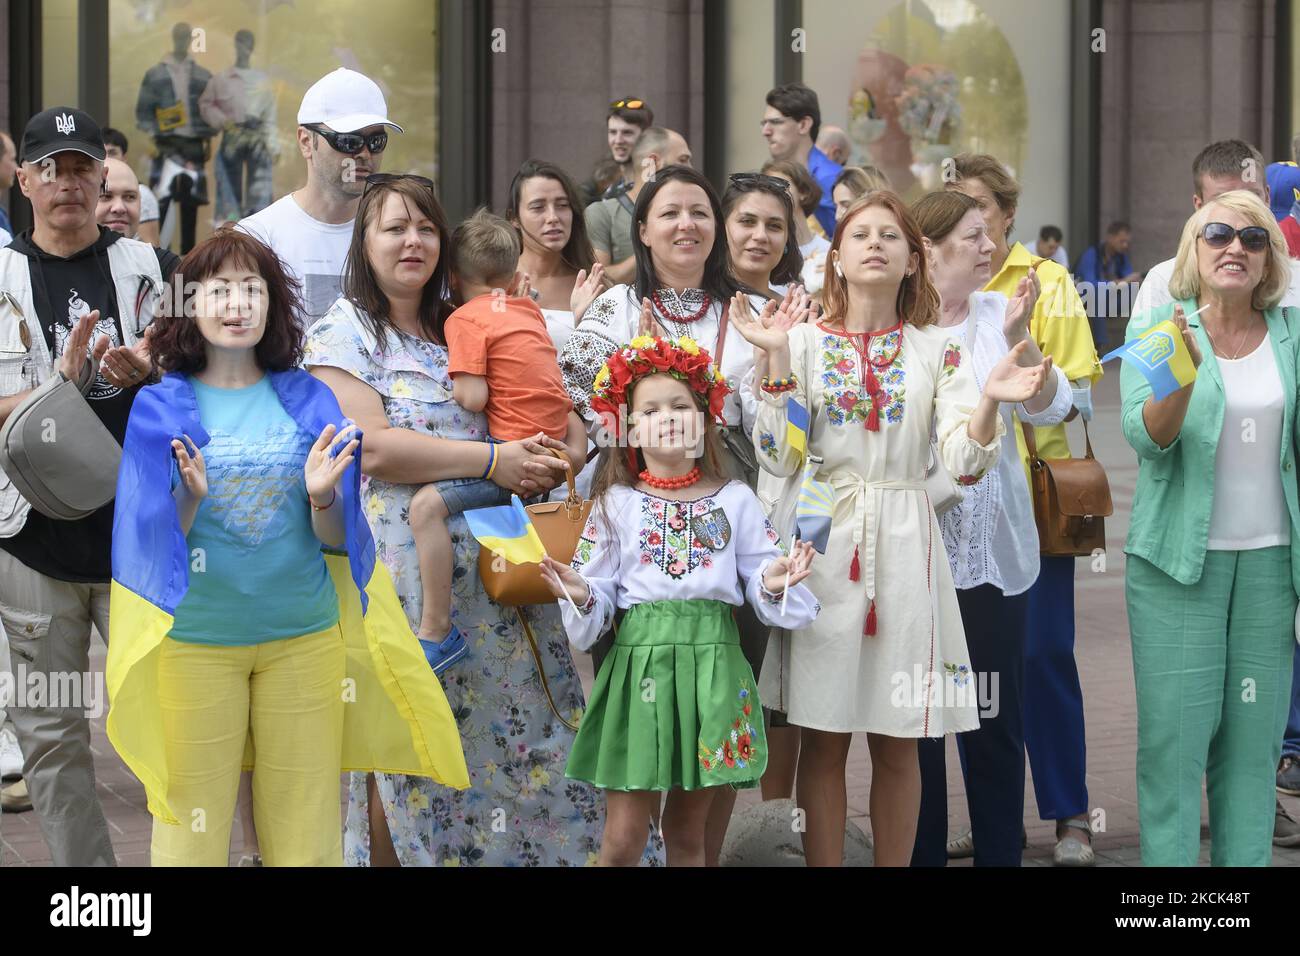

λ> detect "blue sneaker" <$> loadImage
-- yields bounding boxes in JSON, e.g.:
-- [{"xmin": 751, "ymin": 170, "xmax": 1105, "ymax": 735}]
[{"xmin": 419, "ymin": 625, "xmax": 468, "ymax": 675}]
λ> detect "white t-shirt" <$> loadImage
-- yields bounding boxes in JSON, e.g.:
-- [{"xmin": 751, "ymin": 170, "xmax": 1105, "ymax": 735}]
[
  {"xmin": 237, "ymin": 194, "xmax": 354, "ymax": 321},
  {"xmin": 139, "ymin": 184, "xmax": 160, "ymax": 224},
  {"xmin": 1027, "ymin": 239, "xmax": 1069, "ymax": 269},
  {"xmin": 1207, "ymin": 334, "xmax": 1290, "ymax": 551}
]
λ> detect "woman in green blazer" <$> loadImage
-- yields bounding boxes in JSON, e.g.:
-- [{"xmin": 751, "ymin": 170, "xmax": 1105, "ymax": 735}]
[{"xmin": 1122, "ymin": 189, "xmax": 1300, "ymax": 866}]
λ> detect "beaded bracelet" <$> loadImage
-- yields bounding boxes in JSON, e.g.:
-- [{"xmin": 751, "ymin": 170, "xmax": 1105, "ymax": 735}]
[
  {"xmin": 760, "ymin": 373, "xmax": 798, "ymax": 394},
  {"xmin": 482, "ymin": 442, "xmax": 498, "ymax": 480},
  {"xmin": 310, "ymin": 489, "xmax": 337, "ymax": 512}
]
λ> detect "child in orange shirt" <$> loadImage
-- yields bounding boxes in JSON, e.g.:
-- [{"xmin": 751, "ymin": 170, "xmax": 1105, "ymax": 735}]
[{"xmin": 410, "ymin": 209, "xmax": 576, "ymax": 673}]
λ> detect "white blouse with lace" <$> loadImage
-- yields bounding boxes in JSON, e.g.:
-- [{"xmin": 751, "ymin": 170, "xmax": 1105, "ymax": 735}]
[{"xmin": 938, "ymin": 291, "xmax": 1073, "ymax": 595}]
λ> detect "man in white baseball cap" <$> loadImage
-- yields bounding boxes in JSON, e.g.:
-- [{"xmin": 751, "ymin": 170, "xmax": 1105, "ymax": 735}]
[{"xmin": 238, "ymin": 68, "xmax": 401, "ymax": 321}]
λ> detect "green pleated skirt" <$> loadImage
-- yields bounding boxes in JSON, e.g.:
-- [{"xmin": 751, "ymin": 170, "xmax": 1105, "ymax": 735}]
[{"xmin": 566, "ymin": 599, "xmax": 767, "ymax": 792}]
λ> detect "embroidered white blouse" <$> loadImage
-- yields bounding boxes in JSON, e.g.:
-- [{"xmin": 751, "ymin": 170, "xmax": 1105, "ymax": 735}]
[
  {"xmin": 939, "ymin": 291, "xmax": 1074, "ymax": 595},
  {"xmin": 557, "ymin": 285, "xmax": 765, "ymax": 433},
  {"xmin": 561, "ymin": 481, "xmax": 820, "ymax": 652}
]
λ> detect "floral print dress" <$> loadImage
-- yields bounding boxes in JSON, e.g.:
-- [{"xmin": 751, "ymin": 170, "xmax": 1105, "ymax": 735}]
[
  {"xmin": 753, "ymin": 320, "xmax": 1002, "ymax": 737},
  {"xmin": 305, "ymin": 299, "xmax": 663, "ymax": 866}
]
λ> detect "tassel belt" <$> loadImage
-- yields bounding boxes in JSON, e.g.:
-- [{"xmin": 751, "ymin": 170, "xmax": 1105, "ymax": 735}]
[{"xmin": 824, "ymin": 471, "xmax": 927, "ymax": 637}]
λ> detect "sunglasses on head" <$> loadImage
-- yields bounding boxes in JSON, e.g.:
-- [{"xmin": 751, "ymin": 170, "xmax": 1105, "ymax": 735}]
[
  {"xmin": 1201, "ymin": 221, "xmax": 1270, "ymax": 252},
  {"xmin": 362, "ymin": 173, "xmax": 435, "ymax": 195},
  {"xmin": 729, "ymin": 172, "xmax": 791, "ymax": 191},
  {"xmin": 611, "ymin": 97, "xmax": 645, "ymax": 110},
  {"xmin": 304, "ymin": 124, "xmax": 388, "ymax": 156}
]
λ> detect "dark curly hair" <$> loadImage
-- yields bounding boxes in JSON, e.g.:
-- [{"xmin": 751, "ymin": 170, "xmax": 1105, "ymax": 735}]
[{"xmin": 151, "ymin": 226, "xmax": 305, "ymax": 373}]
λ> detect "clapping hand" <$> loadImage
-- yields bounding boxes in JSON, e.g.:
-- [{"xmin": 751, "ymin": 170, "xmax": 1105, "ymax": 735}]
[
  {"xmin": 304, "ymin": 423, "xmax": 360, "ymax": 506},
  {"xmin": 982, "ymin": 340, "xmax": 1052, "ymax": 403},
  {"xmin": 1171, "ymin": 304, "xmax": 1203, "ymax": 368},
  {"xmin": 172, "ymin": 435, "xmax": 207, "ymax": 500},
  {"xmin": 571, "ymin": 262, "xmax": 608, "ymax": 321},
  {"xmin": 1003, "ymin": 270, "xmax": 1040, "ymax": 344},
  {"xmin": 730, "ymin": 291, "xmax": 795, "ymax": 355}
]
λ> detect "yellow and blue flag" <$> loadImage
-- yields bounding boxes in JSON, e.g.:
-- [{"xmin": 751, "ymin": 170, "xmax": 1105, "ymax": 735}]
[
  {"xmin": 1101, "ymin": 319, "xmax": 1197, "ymax": 400},
  {"xmin": 786, "ymin": 396, "xmax": 810, "ymax": 461},
  {"xmin": 465, "ymin": 494, "xmax": 547, "ymax": 565},
  {"xmin": 795, "ymin": 459, "xmax": 835, "ymax": 554}
]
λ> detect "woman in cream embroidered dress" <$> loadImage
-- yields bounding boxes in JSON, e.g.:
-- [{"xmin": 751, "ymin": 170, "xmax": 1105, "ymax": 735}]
[{"xmin": 732, "ymin": 191, "xmax": 1050, "ymax": 866}]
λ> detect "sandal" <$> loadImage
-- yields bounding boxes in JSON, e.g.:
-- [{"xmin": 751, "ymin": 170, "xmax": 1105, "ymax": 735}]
[{"xmin": 1053, "ymin": 817, "xmax": 1095, "ymax": 867}]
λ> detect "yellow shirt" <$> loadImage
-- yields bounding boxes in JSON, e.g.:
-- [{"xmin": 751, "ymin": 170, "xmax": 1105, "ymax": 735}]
[{"xmin": 984, "ymin": 242, "xmax": 1102, "ymax": 475}]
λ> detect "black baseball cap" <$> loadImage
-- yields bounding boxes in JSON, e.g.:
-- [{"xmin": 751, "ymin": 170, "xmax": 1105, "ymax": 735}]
[{"xmin": 20, "ymin": 107, "xmax": 106, "ymax": 164}]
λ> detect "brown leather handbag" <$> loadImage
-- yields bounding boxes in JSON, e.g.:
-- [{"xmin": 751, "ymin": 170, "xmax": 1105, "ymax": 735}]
[
  {"xmin": 1021, "ymin": 419, "xmax": 1113, "ymax": 557},
  {"xmin": 476, "ymin": 450, "xmax": 592, "ymax": 606}
]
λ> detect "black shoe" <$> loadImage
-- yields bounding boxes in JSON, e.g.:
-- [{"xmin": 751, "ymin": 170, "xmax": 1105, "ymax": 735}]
[
  {"xmin": 1275, "ymin": 800, "xmax": 1300, "ymax": 847},
  {"xmin": 1278, "ymin": 756, "xmax": 1300, "ymax": 796}
]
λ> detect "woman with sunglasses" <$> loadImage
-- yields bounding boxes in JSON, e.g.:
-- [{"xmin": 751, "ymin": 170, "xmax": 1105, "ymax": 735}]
[
  {"xmin": 304, "ymin": 176, "xmax": 661, "ymax": 866},
  {"xmin": 237, "ymin": 102, "xmax": 396, "ymax": 323},
  {"xmin": 723, "ymin": 172, "xmax": 804, "ymax": 301},
  {"xmin": 1122, "ymin": 189, "xmax": 1300, "ymax": 866}
]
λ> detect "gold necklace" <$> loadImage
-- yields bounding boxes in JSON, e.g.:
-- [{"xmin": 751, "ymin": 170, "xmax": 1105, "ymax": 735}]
[{"xmin": 1203, "ymin": 312, "xmax": 1259, "ymax": 360}]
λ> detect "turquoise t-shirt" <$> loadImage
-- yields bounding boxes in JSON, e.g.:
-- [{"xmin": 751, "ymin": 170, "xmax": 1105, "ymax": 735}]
[{"xmin": 169, "ymin": 375, "xmax": 339, "ymax": 644}]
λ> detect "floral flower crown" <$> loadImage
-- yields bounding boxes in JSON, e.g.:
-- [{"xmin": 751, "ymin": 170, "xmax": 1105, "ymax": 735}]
[{"xmin": 590, "ymin": 335, "xmax": 732, "ymax": 430}]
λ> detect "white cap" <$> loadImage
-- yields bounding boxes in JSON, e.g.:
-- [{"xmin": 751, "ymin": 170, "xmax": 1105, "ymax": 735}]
[{"xmin": 297, "ymin": 68, "xmax": 403, "ymax": 134}]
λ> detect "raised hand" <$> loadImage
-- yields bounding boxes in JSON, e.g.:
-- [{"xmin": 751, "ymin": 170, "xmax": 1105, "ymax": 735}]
[
  {"xmin": 539, "ymin": 555, "xmax": 592, "ymax": 606},
  {"xmin": 1003, "ymin": 269, "xmax": 1041, "ymax": 344},
  {"xmin": 982, "ymin": 340, "xmax": 1051, "ymax": 404},
  {"xmin": 637, "ymin": 296, "xmax": 662, "ymax": 338},
  {"xmin": 762, "ymin": 540, "xmax": 816, "ymax": 594},
  {"xmin": 304, "ymin": 422, "xmax": 360, "ymax": 505},
  {"xmin": 771, "ymin": 284, "xmax": 815, "ymax": 332},
  {"xmin": 729, "ymin": 291, "xmax": 793, "ymax": 355},
  {"xmin": 57, "ymin": 311, "xmax": 100, "ymax": 385},
  {"xmin": 571, "ymin": 262, "xmax": 608, "ymax": 321},
  {"xmin": 172, "ymin": 435, "xmax": 207, "ymax": 500},
  {"xmin": 1171, "ymin": 304, "xmax": 1203, "ymax": 368}
]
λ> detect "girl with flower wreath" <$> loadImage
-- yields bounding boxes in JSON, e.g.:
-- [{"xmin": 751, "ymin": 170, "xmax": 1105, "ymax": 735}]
[
  {"xmin": 730, "ymin": 190, "xmax": 1051, "ymax": 866},
  {"xmin": 539, "ymin": 335, "xmax": 820, "ymax": 866}
]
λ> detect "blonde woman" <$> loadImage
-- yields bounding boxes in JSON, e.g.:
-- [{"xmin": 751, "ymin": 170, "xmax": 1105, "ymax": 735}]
[{"xmin": 1122, "ymin": 189, "xmax": 1300, "ymax": 866}]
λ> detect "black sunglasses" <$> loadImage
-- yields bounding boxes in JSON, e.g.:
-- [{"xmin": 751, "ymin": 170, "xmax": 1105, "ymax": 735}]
[
  {"xmin": 729, "ymin": 172, "xmax": 791, "ymax": 191},
  {"xmin": 362, "ymin": 173, "xmax": 435, "ymax": 195},
  {"xmin": 304, "ymin": 124, "xmax": 388, "ymax": 156},
  {"xmin": 1201, "ymin": 221, "xmax": 1270, "ymax": 252}
]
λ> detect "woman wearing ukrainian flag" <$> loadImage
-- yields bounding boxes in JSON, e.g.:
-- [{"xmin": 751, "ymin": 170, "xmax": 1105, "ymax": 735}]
[
  {"xmin": 106, "ymin": 229, "xmax": 468, "ymax": 866},
  {"xmin": 540, "ymin": 334, "xmax": 819, "ymax": 866},
  {"xmin": 1122, "ymin": 189, "xmax": 1300, "ymax": 866}
]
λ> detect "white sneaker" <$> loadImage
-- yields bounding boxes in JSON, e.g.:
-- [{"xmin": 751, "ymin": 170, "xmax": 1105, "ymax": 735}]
[{"xmin": 0, "ymin": 728, "xmax": 22, "ymax": 781}]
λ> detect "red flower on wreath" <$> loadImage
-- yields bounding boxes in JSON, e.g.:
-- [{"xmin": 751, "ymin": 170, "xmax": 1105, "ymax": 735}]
[{"xmin": 589, "ymin": 335, "xmax": 733, "ymax": 431}]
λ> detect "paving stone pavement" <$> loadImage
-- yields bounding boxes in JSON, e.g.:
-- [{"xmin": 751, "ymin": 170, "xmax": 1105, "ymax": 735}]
[{"xmin": 4, "ymin": 370, "xmax": 1300, "ymax": 866}]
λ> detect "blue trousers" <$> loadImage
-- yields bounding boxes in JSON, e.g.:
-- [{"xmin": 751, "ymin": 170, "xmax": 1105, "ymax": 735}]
[
  {"xmin": 1284, "ymin": 643, "xmax": 1300, "ymax": 760},
  {"xmin": 1023, "ymin": 555, "xmax": 1088, "ymax": 820},
  {"xmin": 913, "ymin": 585, "xmax": 1028, "ymax": 867},
  {"xmin": 915, "ymin": 582, "xmax": 1024, "ymax": 868}
]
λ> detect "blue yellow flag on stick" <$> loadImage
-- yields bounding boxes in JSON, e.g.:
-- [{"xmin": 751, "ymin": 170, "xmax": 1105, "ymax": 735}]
[
  {"xmin": 786, "ymin": 397, "xmax": 810, "ymax": 461},
  {"xmin": 1101, "ymin": 318, "xmax": 1197, "ymax": 400},
  {"xmin": 795, "ymin": 457, "xmax": 835, "ymax": 554},
  {"xmin": 465, "ymin": 494, "xmax": 547, "ymax": 565}
]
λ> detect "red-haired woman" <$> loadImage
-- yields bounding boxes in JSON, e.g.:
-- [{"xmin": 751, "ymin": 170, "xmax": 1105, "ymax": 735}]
[
  {"xmin": 731, "ymin": 191, "xmax": 1050, "ymax": 866},
  {"xmin": 106, "ymin": 228, "xmax": 467, "ymax": 866}
]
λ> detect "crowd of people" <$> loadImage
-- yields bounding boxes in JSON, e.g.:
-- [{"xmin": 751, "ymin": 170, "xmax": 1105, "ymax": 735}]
[{"xmin": 0, "ymin": 65, "xmax": 1298, "ymax": 870}]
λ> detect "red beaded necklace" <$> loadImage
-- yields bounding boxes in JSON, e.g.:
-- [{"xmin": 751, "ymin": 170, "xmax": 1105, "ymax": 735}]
[
  {"xmin": 846, "ymin": 321, "xmax": 903, "ymax": 432},
  {"xmin": 651, "ymin": 290, "xmax": 711, "ymax": 325},
  {"xmin": 639, "ymin": 466, "xmax": 702, "ymax": 490}
]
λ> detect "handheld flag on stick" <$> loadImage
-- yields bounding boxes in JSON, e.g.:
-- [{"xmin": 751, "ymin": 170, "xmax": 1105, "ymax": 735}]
[
  {"xmin": 795, "ymin": 455, "xmax": 834, "ymax": 554},
  {"xmin": 786, "ymin": 397, "xmax": 810, "ymax": 462},
  {"xmin": 1101, "ymin": 317, "xmax": 1198, "ymax": 400},
  {"xmin": 465, "ymin": 495, "xmax": 546, "ymax": 566}
]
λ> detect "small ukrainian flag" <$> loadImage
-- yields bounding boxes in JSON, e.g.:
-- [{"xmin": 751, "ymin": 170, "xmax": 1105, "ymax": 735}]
[
  {"xmin": 795, "ymin": 459, "xmax": 835, "ymax": 554},
  {"xmin": 1102, "ymin": 318, "xmax": 1197, "ymax": 401},
  {"xmin": 786, "ymin": 397, "xmax": 810, "ymax": 461},
  {"xmin": 465, "ymin": 495, "xmax": 547, "ymax": 565}
]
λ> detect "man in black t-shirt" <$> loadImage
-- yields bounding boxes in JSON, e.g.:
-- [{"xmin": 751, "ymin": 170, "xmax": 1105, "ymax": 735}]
[{"xmin": 0, "ymin": 108, "xmax": 169, "ymax": 866}]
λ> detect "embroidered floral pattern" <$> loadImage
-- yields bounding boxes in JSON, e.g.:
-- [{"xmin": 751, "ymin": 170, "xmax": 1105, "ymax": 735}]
[
  {"xmin": 956, "ymin": 472, "xmax": 984, "ymax": 486},
  {"xmin": 572, "ymin": 518, "xmax": 598, "ymax": 571},
  {"xmin": 943, "ymin": 661, "xmax": 972, "ymax": 688},
  {"xmin": 942, "ymin": 343, "xmax": 962, "ymax": 377},
  {"xmin": 698, "ymin": 684, "xmax": 758, "ymax": 772},
  {"xmin": 818, "ymin": 332, "xmax": 906, "ymax": 427},
  {"xmin": 759, "ymin": 431, "xmax": 779, "ymax": 460},
  {"xmin": 639, "ymin": 495, "xmax": 718, "ymax": 579}
]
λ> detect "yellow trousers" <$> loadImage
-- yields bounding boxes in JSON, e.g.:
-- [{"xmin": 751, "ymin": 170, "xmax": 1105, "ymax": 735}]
[{"xmin": 150, "ymin": 625, "xmax": 346, "ymax": 867}]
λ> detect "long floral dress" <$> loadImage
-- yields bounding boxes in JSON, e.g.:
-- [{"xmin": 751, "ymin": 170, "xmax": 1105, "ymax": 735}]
[
  {"xmin": 754, "ymin": 320, "xmax": 1003, "ymax": 737},
  {"xmin": 305, "ymin": 299, "xmax": 663, "ymax": 866}
]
